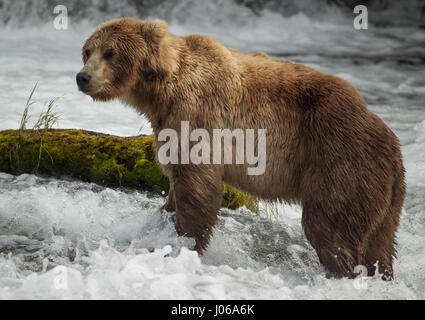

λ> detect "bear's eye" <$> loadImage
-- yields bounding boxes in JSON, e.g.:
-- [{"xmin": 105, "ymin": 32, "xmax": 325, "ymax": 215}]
[
  {"xmin": 103, "ymin": 50, "xmax": 115, "ymax": 60},
  {"xmin": 84, "ymin": 49, "xmax": 91, "ymax": 60}
]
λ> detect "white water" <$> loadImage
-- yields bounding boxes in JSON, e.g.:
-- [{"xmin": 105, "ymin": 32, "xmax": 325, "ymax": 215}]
[{"xmin": 0, "ymin": 0, "xmax": 425, "ymax": 299}]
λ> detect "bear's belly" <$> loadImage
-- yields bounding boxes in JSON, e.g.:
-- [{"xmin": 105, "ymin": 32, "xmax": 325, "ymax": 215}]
[{"xmin": 223, "ymin": 160, "xmax": 298, "ymax": 202}]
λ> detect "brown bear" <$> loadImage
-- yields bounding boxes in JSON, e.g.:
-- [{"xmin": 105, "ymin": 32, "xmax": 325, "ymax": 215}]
[{"xmin": 77, "ymin": 18, "xmax": 405, "ymax": 280}]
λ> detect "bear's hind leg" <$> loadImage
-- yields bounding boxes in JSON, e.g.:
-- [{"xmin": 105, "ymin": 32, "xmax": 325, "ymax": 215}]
[
  {"xmin": 302, "ymin": 203, "xmax": 360, "ymax": 278},
  {"xmin": 362, "ymin": 215, "xmax": 397, "ymax": 280},
  {"xmin": 363, "ymin": 182, "xmax": 403, "ymax": 280},
  {"xmin": 361, "ymin": 169, "xmax": 404, "ymax": 280}
]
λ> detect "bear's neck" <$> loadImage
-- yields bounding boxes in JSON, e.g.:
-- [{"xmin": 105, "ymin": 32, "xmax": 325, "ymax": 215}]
[
  {"xmin": 124, "ymin": 36, "xmax": 189, "ymax": 131},
  {"xmin": 119, "ymin": 88, "xmax": 166, "ymax": 131},
  {"xmin": 122, "ymin": 78, "xmax": 177, "ymax": 132}
]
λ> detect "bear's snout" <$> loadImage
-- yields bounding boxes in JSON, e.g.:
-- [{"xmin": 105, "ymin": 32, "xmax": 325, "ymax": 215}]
[{"xmin": 76, "ymin": 72, "xmax": 92, "ymax": 92}]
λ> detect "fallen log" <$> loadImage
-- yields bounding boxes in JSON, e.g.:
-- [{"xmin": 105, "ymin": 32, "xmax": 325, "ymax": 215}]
[{"xmin": 0, "ymin": 129, "xmax": 258, "ymax": 213}]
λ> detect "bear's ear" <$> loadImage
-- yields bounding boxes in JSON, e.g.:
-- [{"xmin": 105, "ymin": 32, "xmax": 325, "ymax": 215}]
[{"xmin": 141, "ymin": 19, "xmax": 168, "ymax": 46}]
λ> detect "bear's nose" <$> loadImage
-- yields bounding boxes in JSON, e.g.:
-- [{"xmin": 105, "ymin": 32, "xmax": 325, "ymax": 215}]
[{"xmin": 76, "ymin": 72, "xmax": 91, "ymax": 92}]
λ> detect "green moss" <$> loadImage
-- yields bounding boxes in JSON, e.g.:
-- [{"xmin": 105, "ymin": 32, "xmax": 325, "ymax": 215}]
[
  {"xmin": 0, "ymin": 134, "xmax": 13, "ymax": 144},
  {"xmin": 221, "ymin": 184, "xmax": 258, "ymax": 214},
  {"xmin": 0, "ymin": 129, "xmax": 258, "ymax": 213}
]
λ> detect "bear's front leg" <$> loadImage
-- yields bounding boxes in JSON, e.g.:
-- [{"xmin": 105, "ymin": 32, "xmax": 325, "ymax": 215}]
[
  {"xmin": 161, "ymin": 182, "xmax": 176, "ymax": 212},
  {"xmin": 172, "ymin": 165, "xmax": 223, "ymax": 253}
]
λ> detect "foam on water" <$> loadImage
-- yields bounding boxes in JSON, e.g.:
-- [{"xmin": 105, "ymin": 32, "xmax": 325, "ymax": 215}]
[
  {"xmin": 0, "ymin": 0, "xmax": 425, "ymax": 299},
  {"xmin": 0, "ymin": 173, "xmax": 423, "ymax": 299}
]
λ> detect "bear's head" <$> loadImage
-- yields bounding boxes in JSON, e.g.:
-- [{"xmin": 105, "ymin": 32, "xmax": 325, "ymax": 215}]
[{"xmin": 77, "ymin": 18, "xmax": 177, "ymax": 102}]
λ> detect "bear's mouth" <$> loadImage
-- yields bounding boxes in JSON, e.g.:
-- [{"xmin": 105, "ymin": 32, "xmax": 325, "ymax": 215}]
[
  {"xmin": 84, "ymin": 87, "xmax": 103, "ymax": 95},
  {"xmin": 79, "ymin": 83, "xmax": 106, "ymax": 97},
  {"xmin": 86, "ymin": 85, "xmax": 115, "ymax": 102}
]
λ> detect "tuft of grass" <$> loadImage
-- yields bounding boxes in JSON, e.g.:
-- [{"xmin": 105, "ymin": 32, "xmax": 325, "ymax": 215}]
[
  {"xmin": 137, "ymin": 118, "xmax": 149, "ymax": 136},
  {"xmin": 33, "ymin": 97, "xmax": 62, "ymax": 131},
  {"xmin": 261, "ymin": 200, "xmax": 280, "ymax": 219},
  {"xmin": 15, "ymin": 83, "xmax": 62, "ymax": 171},
  {"xmin": 19, "ymin": 83, "xmax": 38, "ymax": 132},
  {"xmin": 33, "ymin": 97, "xmax": 61, "ymax": 170},
  {"xmin": 14, "ymin": 83, "xmax": 39, "ymax": 170}
]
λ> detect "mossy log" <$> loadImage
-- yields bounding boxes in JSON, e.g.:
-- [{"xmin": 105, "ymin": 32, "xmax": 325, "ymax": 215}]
[{"xmin": 0, "ymin": 129, "xmax": 258, "ymax": 213}]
